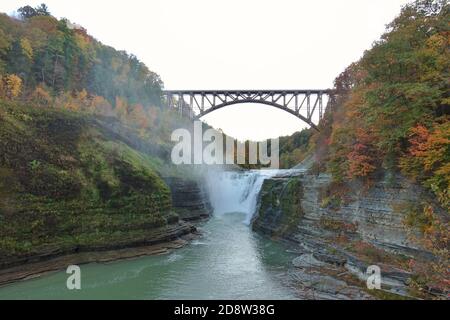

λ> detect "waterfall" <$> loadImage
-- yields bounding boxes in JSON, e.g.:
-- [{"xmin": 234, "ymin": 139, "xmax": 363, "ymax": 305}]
[{"xmin": 205, "ymin": 169, "xmax": 279, "ymax": 225}]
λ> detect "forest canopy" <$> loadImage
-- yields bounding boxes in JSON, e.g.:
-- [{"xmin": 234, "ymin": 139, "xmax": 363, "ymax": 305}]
[
  {"xmin": 0, "ymin": 4, "xmax": 163, "ymax": 109},
  {"xmin": 310, "ymin": 0, "xmax": 449, "ymax": 211}
]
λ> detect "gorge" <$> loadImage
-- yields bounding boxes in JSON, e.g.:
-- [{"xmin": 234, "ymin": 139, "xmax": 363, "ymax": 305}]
[
  {"xmin": 0, "ymin": 170, "xmax": 298, "ymax": 299},
  {"xmin": 0, "ymin": 166, "xmax": 443, "ymax": 299},
  {"xmin": 0, "ymin": 0, "xmax": 448, "ymax": 300}
]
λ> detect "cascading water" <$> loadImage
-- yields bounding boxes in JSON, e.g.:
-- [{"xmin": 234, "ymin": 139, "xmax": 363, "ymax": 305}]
[
  {"xmin": 205, "ymin": 169, "xmax": 279, "ymax": 224},
  {"xmin": 0, "ymin": 168, "xmax": 299, "ymax": 299}
]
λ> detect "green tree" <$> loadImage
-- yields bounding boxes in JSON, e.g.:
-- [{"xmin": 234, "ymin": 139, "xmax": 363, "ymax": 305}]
[
  {"xmin": 35, "ymin": 3, "xmax": 50, "ymax": 16},
  {"xmin": 18, "ymin": 3, "xmax": 50, "ymax": 19},
  {"xmin": 18, "ymin": 5, "xmax": 37, "ymax": 19}
]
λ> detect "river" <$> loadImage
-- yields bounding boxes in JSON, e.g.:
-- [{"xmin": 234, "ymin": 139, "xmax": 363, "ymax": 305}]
[{"xmin": 0, "ymin": 170, "xmax": 300, "ymax": 300}]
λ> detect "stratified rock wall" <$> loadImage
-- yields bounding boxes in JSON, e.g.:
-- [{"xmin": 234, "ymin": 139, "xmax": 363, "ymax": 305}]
[
  {"xmin": 165, "ymin": 177, "xmax": 213, "ymax": 222},
  {"xmin": 253, "ymin": 172, "xmax": 431, "ymax": 257},
  {"xmin": 252, "ymin": 171, "xmax": 442, "ymax": 298}
]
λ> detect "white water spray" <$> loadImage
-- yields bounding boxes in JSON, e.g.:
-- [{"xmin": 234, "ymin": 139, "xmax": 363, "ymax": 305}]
[{"xmin": 205, "ymin": 169, "xmax": 279, "ymax": 224}]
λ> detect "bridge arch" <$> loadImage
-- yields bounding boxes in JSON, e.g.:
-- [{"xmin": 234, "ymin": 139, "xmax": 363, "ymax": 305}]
[
  {"xmin": 162, "ymin": 90, "xmax": 334, "ymax": 131},
  {"xmin": 194, "ymin": 99, "xmax": 318, "ymax": 131}
]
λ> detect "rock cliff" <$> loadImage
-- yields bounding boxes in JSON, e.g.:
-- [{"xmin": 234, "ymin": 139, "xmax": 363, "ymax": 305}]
[
  {"xmin": 165, "ymin": 177, "xmax": 213, "ymax": 222},
  {"xmin": 252, "ymin": 170, "xmax": 445, "ymax": 299}
]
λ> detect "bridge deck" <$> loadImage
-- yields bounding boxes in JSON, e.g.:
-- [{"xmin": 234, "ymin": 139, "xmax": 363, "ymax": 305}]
[
  {"xmin": 163, "ymin": 89, "xmax": 333, "ymax": 94},
  {"xmin": 162, "ymin": 89, "xmax": 336, "ymax": 131}
]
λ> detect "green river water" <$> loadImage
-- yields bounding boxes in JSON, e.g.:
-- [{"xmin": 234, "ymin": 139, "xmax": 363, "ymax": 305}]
[{"xmin": 0, "ymin": 213, "xmax": 297, "ymax": 300}]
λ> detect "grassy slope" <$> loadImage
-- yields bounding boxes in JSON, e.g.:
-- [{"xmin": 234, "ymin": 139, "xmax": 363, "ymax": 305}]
[{"xmin": 0, "ymin": 100, "xmax": 181, "ymax": 261}]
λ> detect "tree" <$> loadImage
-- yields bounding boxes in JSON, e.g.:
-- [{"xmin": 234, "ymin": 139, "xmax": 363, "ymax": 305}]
[
  {"xmin": 128, "ymin": 103, "xmax": 149, "ymax": 130},
  {"xmin": 35, "ymin": 3, "xmax": 50, "ymax": 16},
  {"xmin": 115, "ymin": 96, "xmax": 128, "ymax": 120},
  {"xmin": 400, "ymin": 121, "xmax": 450, "ymax": 210},
  {"xmin": 18, "ymin": 3, "xmax": 50, "ymax": 19},
  {"xmin": 31, "ymin": 85, "xmax": 51, "ymax": 106},
  {"xmin": 0, "ymin": 29, "xmax": 11, "ymax": 73},
  {"xmin": 0, "ymin": 29, "xmax": 10, "ymax": 57},
  {"xmin": 18, "ymin": 6, "xmax": 37, "ymax": 19},
  {"xmin": 90, "ymin": 95, "xmax": 113, "ymax": 116},
  {"xmin": 2, "ymin": 6, "xmax": 164, "ymax": 104},
  {"xmin": 20, "ymin": 38, "xmax": 33, "ymax": 61},
  {"xmin": 347, "ymin": 129, "xmax": 377, "ymax": 179},
  {"xmin": 1, "ymin": 74, "xmax": 22, "ymax": 99}
]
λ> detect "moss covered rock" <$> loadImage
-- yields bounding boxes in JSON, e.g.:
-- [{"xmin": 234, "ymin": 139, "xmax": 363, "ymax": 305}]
[
  {"xmin": 252, "ymin": 176, "xmax": 304, "ymax": 237},
  {"xmin": 0, "ymin": 100, "xmax": 178, "ymax": 263}
]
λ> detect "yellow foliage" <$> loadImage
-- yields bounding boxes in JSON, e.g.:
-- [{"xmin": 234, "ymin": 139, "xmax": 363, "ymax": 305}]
[
  {"xmin": 20, "ymin": 38, "xmax": 33, "ymax": 60},
  {"xmin": 426, "ymin": 33, "xmax": 447, "ymax": 51},
  {"xmin": 74, "ymin": 33, "xmax": 88, "ymax": 51},
  {"xmin": 1, "ymin": 74, "xmax": 22, "ymax": 99},
  {"xmin": 77, "ymin": 89, "xmax": 88, "ymax": 101},
  {"xmin": 31, "ymin": 86, "xmax": 52, "ymax": 106}
]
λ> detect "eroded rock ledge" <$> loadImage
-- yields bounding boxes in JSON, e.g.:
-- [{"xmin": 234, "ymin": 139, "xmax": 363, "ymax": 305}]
[
  {"xmin": 165, "ymin": 177, "xmax": 213, "ymax": 222},
  {"xmin": 252, "ymin": 171, "xmax": 445, "ymax": 299}
]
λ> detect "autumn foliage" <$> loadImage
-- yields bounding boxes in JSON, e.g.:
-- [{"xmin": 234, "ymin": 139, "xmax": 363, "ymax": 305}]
[
  {"xmin": 0, "ymin": 5, "xmax": 186, "ymax": 143},
  {"xmin": 302, "ymin": 1, "xmax": 450, "ymax": 295},
  {"xmin": 0, "ymin": 74, "xmax": 22, "ymax": 99},
  {"xmin": 401, "ymin": 121, "xmax": 450, "ymax": 210},
  {"xmin": 316, "ymin": 1, "xmax": 449, "ymax": 207},
  {"xmin": 346, "ymin": 128, "xmax": 378, "ymax": 179}
]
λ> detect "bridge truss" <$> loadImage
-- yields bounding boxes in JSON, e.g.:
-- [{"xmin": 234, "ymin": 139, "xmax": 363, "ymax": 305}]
[{"xmin": 162, "ymin": 90, "xmax": 335, "ymax": 131}]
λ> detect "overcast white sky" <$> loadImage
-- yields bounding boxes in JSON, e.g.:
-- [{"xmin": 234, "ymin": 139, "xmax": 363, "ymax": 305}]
[{"xmin": 1, "ymin": 0, "xmax": 411, "ymax": 140}]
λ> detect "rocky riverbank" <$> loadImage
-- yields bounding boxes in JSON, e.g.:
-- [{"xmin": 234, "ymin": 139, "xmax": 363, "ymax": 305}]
[
  {"xmin": 0, "ymin": 222, "xmax": 200, "ymax": 287},
  {"xmin": 252, "ymin": 169, "xmax": 447, "ymax": 300},
  {"xmin": 0, "ymin": 102, "xmax": 215, "ymax": 286},
  {"xmin": 0, "ymin": 177, "xmax": 212, "ymax": 287}
]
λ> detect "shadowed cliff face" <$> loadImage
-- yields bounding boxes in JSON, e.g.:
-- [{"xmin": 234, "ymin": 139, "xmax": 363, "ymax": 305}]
[
  {"xmin": 252, "ymin": 171, "xmax": 447, "ymax": 299},
  {"xmin": 165, "ymin": 177, "xmax": 213, "ymax": 222}
]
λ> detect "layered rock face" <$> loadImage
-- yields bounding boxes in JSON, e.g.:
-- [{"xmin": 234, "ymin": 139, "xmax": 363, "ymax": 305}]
[
  {"xmin": 0, "ymin": 176, "xmax": 212, "ymax": 285},
  {"xmin": 294, "ymin": 173, "xmax": 429, "ymax": 257},
  {"xmin": 165, "ymin": 177, "xmax": 213, "ymax": 222},
  {"xmin": 252, "ymin": 171, "xmax": 440, "ymax": 299}
]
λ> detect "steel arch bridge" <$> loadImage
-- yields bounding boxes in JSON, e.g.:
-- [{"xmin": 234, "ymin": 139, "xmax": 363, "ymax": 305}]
[{"xmin": 162, "ymin": 90, "xmax": 335, "ymax": 131}]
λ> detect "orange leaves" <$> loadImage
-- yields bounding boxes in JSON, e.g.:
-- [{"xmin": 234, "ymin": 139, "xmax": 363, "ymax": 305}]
[
  {"xmin": 406, "ymin": 121, "xmax": 449, "ymax": 172},
  {"xmin": 27, "ymin": 15, "xmax": 58, "ymax": 35},
  {"xmin": 422, "ymin": 123, "xmax": 450, "ymax": 172},
  {"xmin": 347, "ymin": 152, "xmax": 376, "ymax": 178},
  {"xmin": 401, "ymin": 120, "xmax": 450, "ymax": 210},
  {"xmin": 408, "ymin": 124, "xmax": 431, "ymax": 159},
  {"xmin": 346, "ymin": 128, "xmax": 377, "ymax": 179}
]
